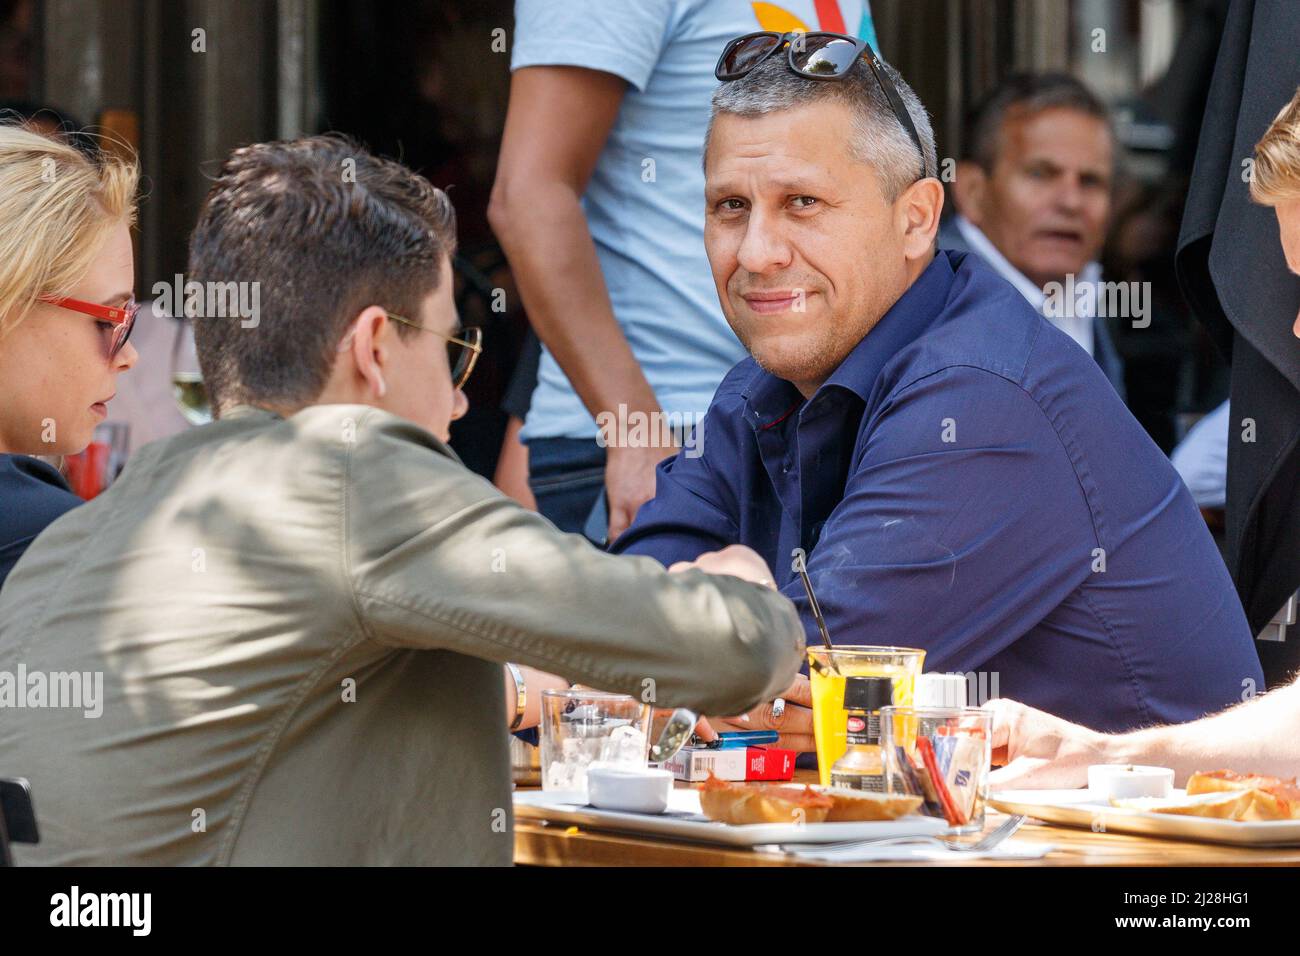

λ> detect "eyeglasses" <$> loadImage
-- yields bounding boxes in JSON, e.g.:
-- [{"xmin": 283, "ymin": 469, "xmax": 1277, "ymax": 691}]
[
  {"xmin": 39, "ymin": 294, "xmax": 141, "ymax": 360},
  {"xmin": 714, "ymin": 31, "xmax": 933, "ymax": 181},
  {"xmin": 384, "ymin": 312, "xmax": 483, "ymax": 390}
]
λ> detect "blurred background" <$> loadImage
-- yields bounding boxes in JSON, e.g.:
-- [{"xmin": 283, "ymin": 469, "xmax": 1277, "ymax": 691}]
[{"xmin": 0, "ymin": 0, "xmax": 1232, "ymax": 477}]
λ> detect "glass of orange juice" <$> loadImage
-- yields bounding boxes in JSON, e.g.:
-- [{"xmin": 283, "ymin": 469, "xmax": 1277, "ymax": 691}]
[{"xmin": 807, "ymin": 646, "xmax": 925, "ymax": 786}]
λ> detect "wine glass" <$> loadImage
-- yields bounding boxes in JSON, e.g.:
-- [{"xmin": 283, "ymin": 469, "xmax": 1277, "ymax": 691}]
[{"xmin": 170, "ymin": 316, "xmax": 212, "ymax": 426}]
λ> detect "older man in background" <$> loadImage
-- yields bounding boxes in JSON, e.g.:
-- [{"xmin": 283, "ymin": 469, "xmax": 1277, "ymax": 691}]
[
  {"xmin": 939, "ymin": 73, "xmax": 1126, "ymax": 398},
  {"xmin": 989, "ymin": 86, "xmax": 1300, "ymax": 791}
]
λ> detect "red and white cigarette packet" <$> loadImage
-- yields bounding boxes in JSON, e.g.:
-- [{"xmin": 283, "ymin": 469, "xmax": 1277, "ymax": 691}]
[{"xmin": 657, "ymin": 746, "xmax": 797, "ymax": 782}]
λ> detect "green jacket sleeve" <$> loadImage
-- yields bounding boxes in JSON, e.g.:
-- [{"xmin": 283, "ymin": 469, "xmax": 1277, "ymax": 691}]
[{"xmin": 340, "ymin": 408, "xmax": 804, "ymax": 716}]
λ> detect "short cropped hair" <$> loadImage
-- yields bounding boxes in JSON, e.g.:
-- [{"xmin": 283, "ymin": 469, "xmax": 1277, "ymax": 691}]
[
  {"xmin": 188, "ymin": 134, "xmax": 457, "ymax": 411},
  {"xmin": 706, "ymin": 50, "xmax": 937, "ymax": 203},
  {"xmin": 963, "ymin": 72, "xmax": 1112, "ymax": 170}
]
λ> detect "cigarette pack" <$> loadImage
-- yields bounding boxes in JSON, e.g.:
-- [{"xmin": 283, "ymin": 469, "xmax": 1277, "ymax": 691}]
[{"xmin": 656, "ymin": 745, "xmax": 797, "ymax": 782}]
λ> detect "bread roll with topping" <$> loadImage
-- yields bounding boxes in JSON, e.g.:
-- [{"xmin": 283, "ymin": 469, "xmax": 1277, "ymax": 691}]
[
  {"xmin": 696, "ymin": 774, "xmax": 833, "ymax": 824},
  {"xmin": 1186, "ymin": 770, "xmax": 1290, "ymax": 795},
  {"xmin": 1243, "ymin": 783, "xmax": 1300, "ymax": 821},
  {"xmin": 817, "ymin": 787, "xmax": 925, "ymax": 822}
]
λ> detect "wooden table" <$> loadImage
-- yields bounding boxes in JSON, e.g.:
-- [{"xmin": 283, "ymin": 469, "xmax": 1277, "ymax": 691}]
[{"xmin": 513, "ymin": 771, "xmax": 1300, "ymax": 867}]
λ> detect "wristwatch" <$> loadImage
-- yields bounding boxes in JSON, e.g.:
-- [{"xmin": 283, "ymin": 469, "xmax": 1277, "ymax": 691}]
[{"xmin": 506, "ymin": 662, "xmax": 527, "ymax": 731}]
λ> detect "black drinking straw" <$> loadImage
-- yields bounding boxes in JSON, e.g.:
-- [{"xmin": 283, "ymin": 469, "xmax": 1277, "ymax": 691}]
[{"xmin": 794, "ymin": 555, "xmax": 837, "ymax": 674}]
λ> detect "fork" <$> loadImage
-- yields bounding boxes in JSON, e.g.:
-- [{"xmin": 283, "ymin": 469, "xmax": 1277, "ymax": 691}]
[{"xmin": 780, "ymin": 814, "xmax": 1027, "ymax": 856}]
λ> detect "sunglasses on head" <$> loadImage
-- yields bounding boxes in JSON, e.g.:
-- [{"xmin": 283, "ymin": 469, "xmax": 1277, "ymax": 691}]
[
  {"xmin": 715, "ymin": 31, "xmax": 933, "ymax": 182},
  {"xmin": 39, "ymin": 294, "xmax": 141, "ymax": 360}
]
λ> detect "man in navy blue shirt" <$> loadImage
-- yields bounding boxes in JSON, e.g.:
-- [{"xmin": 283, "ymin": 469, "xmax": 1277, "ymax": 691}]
[{"xmin": 612, "ymin": 36, "xmax": 1263, "ymax": 742}]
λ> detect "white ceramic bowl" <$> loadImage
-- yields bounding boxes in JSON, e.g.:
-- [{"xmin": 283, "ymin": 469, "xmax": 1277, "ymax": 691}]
[
  {"xmin": 1087, "ymin": 764, "xmax": 1174, "ymax": 800},
  {"xmin": 585, "ymin": 763, "xmax": 674, "ymax": 814}
]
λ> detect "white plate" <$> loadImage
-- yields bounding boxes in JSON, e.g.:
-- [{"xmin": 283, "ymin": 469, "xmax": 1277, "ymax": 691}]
[
  {"xmin": 512, "ymin": 789, "xmax": 950, "ymax": 847},
  {"xmin": 989, "ymin": 789, "xmax": 1300, "ymax": 847}
]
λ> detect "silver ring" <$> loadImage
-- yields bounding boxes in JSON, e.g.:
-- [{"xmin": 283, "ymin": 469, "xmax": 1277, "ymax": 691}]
[{"xmin": 770, "ymin": 696, "xmax": 786, "ymax": 720}]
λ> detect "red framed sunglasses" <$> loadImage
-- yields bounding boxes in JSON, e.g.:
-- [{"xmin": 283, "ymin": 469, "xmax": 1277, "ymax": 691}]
[{"xmin": 39, "ymin": 294, "xmax": 141, "ymax": 359}]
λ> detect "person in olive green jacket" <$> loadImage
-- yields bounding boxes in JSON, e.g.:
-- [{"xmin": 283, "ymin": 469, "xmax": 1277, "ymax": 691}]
[{"xmin": 0, "ymin": 135, "xmax": 804, "ymax": 866}]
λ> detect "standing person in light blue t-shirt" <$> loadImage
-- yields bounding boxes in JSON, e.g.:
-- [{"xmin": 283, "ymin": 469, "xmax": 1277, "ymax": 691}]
[{"xmin": 490, "ymin": 0, "xmax": 876, "ymax": 543}]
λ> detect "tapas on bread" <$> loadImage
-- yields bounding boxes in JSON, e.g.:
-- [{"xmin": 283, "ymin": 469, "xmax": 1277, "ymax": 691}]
[
  {"xmin": 696, "ymin": 773, "xmax": 923, "ymax": 825},
  {"xmin": 1110, "ymin": 770, "xmax": 1300, "ymax": 821},
  {"xmin": 990, "ymin": 766, "xmax": 1300, "ymax": 847}
]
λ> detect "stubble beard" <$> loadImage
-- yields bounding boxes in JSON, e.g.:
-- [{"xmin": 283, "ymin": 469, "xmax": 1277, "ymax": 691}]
[{"xmin": 729, "ymin": 295, "xmax": 890, "ymax": 395}]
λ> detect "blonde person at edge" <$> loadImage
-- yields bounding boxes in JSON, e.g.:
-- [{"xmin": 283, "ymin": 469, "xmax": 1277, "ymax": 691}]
[
  {"xmin": 986, "ymin": 88, "xmax": 1300, "ymax": 789},
  {"xmin": 0, "ymin": 123, "xmax": 140, "ymax": 591}
]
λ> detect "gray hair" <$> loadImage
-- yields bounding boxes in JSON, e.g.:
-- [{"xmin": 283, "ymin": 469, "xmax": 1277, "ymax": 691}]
[
  {"xmin": 704, "ymin": 51, "xmax": 937, "ymax": 202},
  {"xmin": 964, "ymin": 72, "xmax": 1112, "ymax": 170}
]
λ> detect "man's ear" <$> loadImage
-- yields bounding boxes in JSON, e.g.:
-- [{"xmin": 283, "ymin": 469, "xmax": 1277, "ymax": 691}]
[
  {"xmin": 898, "ymin": 177, "xmax": 945, "ymax": 261},
  {"xmin": 952, "ymin": 160, "xmax": 987, "ymax": 225},
  {"xmin": 344, "ymin": 306, "xmax": 392, "ymax": 400}
]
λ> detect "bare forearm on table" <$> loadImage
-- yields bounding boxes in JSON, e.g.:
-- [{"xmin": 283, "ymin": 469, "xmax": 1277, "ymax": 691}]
[{"xmin": 1112, "ymin": 680, "xmax": 1300, "ymax": 784}]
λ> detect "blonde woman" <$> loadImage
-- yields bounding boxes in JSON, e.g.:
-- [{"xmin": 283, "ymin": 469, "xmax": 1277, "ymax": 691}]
[
  {"xmin": 1251, "ymin": 86, "xmax": 1300, "ymax": 332},
  {"xmin": 987, "ymin": 87, "xmax": 1300, "ymax": 789},
  {"xmin": 0, "ymin": 123, "xmax": 139, "ymax": 590}
]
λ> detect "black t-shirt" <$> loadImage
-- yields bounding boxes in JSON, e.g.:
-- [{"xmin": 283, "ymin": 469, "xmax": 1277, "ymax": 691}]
[{"xmin": 0, "ymin": 454, "xmax": 81, "ymax": 592}]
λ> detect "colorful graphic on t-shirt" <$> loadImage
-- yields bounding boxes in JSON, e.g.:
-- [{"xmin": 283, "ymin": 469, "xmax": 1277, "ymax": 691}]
[{"xmin": 752, "ymin": 0, "xmax": 877, "ymax": 49}]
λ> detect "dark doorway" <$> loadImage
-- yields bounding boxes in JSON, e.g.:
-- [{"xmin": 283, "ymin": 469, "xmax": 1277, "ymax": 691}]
[{"xmin": 317, "ymin": 0, "xmax": 525, "ymax": 479}]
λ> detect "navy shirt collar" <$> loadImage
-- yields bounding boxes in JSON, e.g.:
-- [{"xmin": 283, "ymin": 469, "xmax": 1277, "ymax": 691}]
[{"xmin": 741, "ymin": 250, "xmax": 960, "ymax": 427}]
